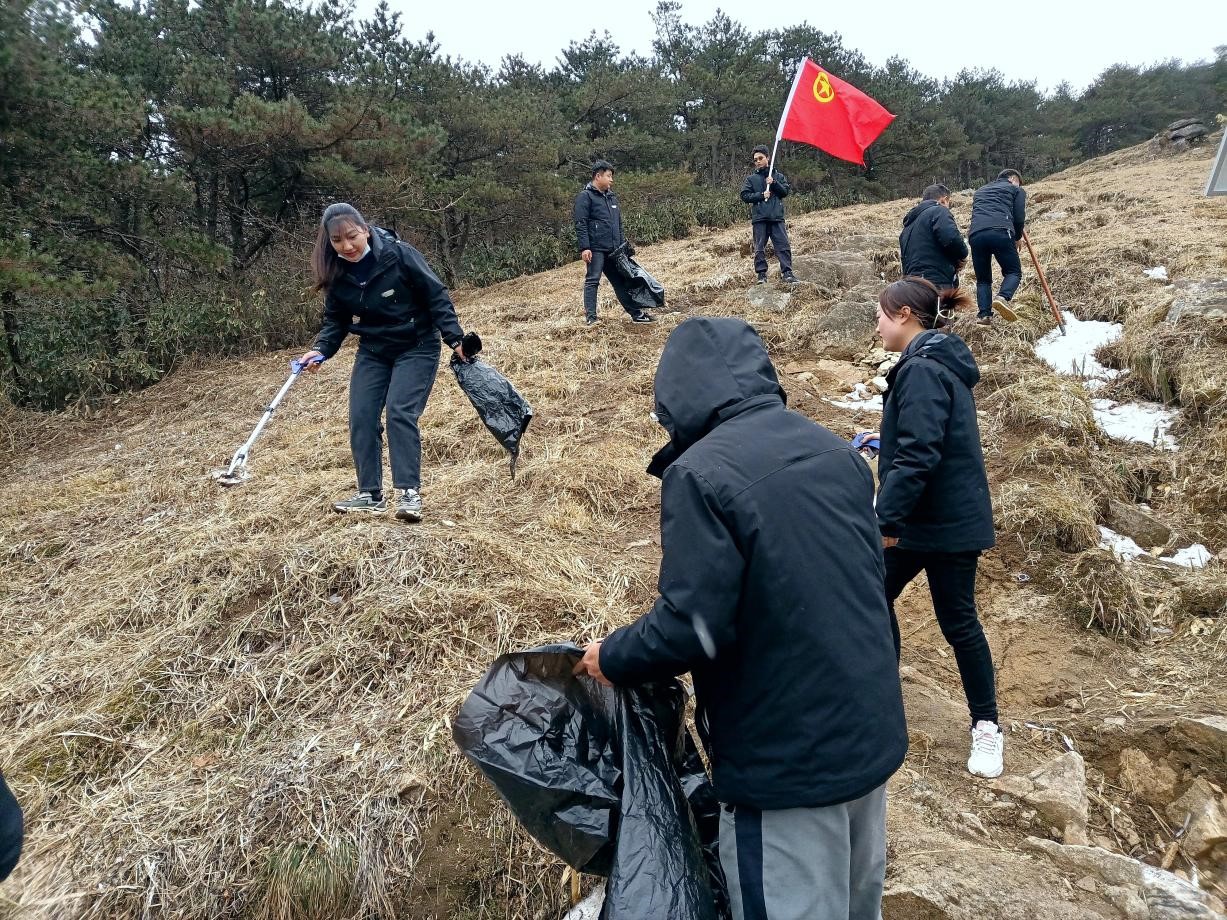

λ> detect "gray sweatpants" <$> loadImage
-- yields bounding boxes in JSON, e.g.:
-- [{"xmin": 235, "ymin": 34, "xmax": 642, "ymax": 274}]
[{"xmin": 719, "ymin": 782, "xmax": 887, "ymax": 920}]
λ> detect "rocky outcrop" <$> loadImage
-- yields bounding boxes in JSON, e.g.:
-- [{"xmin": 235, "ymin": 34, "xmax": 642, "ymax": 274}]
[
  {"xmin": 1106, "ymin": 499, "xmax": 1174, "ymax": 550},
  {"xmin": 1151, "ymin": 119, "xmax": 1211, "ymax": 152},
  {"xmin": 994, "ymin": 752, "xmax": 1090, "ymax": 845},
  {"xmin": 1026, "ymin": 837, "xmax": 1225, "ymax": 920},
  {"xmin": 1166, "ymin": 279, "xmax": 1227, "ymax": 324}
]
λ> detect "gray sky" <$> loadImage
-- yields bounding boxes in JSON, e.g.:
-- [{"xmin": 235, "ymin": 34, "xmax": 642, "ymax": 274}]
[{"xmin": 356, "ymin": 0, "xmax": 1222, "ymax": 93}]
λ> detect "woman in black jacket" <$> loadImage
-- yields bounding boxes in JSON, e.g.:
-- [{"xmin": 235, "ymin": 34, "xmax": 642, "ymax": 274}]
[
  {"xmin": 298, "ymin": 203, "xmax": 468, "ymax": 522},
  {"xmin": 872, "ymin": 276, "xmax": 1003, "ymax": 778}
]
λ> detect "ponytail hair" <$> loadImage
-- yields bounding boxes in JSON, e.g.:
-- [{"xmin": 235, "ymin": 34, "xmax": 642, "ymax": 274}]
[
  {"xmin": 879, "ymin": 276, "xmax": 972, "ymax": 330},
  {"xmin": 312, "ymin": 202, "xmax": 369, "ymax": 293}
]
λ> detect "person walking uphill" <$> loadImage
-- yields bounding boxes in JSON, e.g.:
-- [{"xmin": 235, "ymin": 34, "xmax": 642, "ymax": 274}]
[
  {"xmin": 740, "ymin": 145, "xmax": 798, "ymax": 284},
  {"xmin": 969, "ymin": 169, "xmax": 1026, "ymax": 325},
  {"xmin": 573, "ymin": 160, "xmax": 655, "ymax": 327},
  {"xmin": 573, "ymin": 317, "xmax": 907, "ymax": 920},
  {"xmin": 297, "ymin": 203, "xmax": 470, "ymax": 523},
  {"xmin": 873, "ymin": 276, "xmax": 1003, "ymax": 779},
  {"xmin": 899, "ymin": 183, "xmax": 968, "ymax": 291}
]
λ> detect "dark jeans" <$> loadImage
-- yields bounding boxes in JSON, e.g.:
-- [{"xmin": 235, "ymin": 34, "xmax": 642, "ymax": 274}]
[
  {"xmin": 582, "ymin": 250, "xmax": 639, "ymax": 320},
  {"xmin": 348, "ymin": 338, "xmax": 440, "ymax": 493},
  {"xmin": 970, "ymin": 228, "xmax": 1022, "ymax": 317},
  {"xmin": 752, "ymin": 220, "xmax": 793, "ymax": 276},
  {"xmin": 884, "ymin": 547, "xmax": 998, "ymax": 726}
]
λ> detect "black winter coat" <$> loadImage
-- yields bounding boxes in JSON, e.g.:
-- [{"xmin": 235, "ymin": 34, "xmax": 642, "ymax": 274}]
[
  {"xmin": 599, "ymin": 317, "xmax": 907, "ymax": 810},
  {"xmin": 739, "ymin": 167, "xmax": 791, "ymax": 223},
  {"xmin": 877, "ymin": 330, "xmax": 995, "ymax": 553},
  {"xmin": 0, "ymin": 772, "xmax": 21, "ymax": 882},
  {"xmin": 313, "ymin": 227, "xmax": 464, "ymax": 360},
  {"xmin": 900, "ymin": 199, "xmax": 968, "ymax": 288},
  {"xmin": 968, "ymin": 178, "xmax": 1026, "ymax": 238},
  {"xmin": 573, "ymin": 184, "xmax": 626, "ymax": 253}
]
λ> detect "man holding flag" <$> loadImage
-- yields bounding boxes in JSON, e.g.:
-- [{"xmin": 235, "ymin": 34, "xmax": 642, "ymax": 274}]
[{"xmin": 741, "ymin": 145, "xmax": 798, "ymax": 284}]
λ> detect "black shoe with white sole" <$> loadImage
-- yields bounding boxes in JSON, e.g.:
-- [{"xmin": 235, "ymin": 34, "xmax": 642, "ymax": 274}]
[{"xmin": 333, "ymin": 491, "xmax": 386, "ymax": 513}]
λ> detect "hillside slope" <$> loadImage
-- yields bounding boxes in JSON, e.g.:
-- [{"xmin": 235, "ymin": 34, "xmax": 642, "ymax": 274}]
[{"xmin": 2, "ymin": 137, "xmax": 1225, "ymax": 919}]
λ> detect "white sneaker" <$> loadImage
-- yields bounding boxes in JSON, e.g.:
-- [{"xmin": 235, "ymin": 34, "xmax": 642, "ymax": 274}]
[{"xmin": 968, "ymin": 720, "xmax": 1004, "ymax": 778}]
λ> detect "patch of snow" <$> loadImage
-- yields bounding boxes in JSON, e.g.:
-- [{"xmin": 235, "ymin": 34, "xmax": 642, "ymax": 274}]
[
  {"xmin": 1159, "ymin": 544, "xmax": 1212, "ymax": 569},
  {"xmin": 1098, "ymin": 526, "xmax": 1148, "ymax": 562},
  {"xmin": 1033, "ymin": 311, "xmax": 1181, "ymax": 450},
  {"xmin": 1035, "ymin": 311, "xmax": 1123, "ymax": 380},
  {"xmin": 826, "ymin": 382, "xmax": 884, "ymax": 412},
  {"xmin": 563, "ymin": 885, "xmax": 605, "ymax": 920},
  {"xmin": 1090, "ymin": 399, "xmax": 1179, "ymax": 450},
  {"xmin": 1143, "ymin": 266, "xmax": 1168, "ymax": 281}
]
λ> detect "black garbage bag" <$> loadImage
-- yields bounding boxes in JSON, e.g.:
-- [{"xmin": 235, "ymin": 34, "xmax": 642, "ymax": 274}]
[
  {"xmin": 453, "ymin": 644, "xmax": 730, "ymax": 920},
  {"xmin": 610, "ymin": 245, "xmax": 666, "ymax": 311},
  {"xmin": 450, "ymin": 352, "xmax": 533, "ymax": 476}
]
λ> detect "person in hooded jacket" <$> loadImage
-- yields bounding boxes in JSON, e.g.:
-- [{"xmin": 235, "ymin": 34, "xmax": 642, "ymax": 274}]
[
  {"xmin": 573, "ymin": 160, "xmax": 655, "ymax": 327},
  {"xmin": 573, "ymin": 317, "xmax": 907, "ymax": 920},
  {"xmin": 297, "ymin": 202, "xmax": 470, "ymax": 522},
  {"xmin": 872, "ymin": 276, "xmax": 1004, "ymax": 779},
  {"xmin": 899, "ymin": 184, "xmax": 968, "ymax": 290},
  {"xmin": 740, "ymin": 145, "xmax": 798, "ymax": 284}
]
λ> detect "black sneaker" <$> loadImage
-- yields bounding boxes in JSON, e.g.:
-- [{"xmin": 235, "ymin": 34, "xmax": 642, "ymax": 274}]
[
  {"xmin": 976, "ymin": 315, "xmax": 992, "ymax": 326},
  {"xmin": 782, "ymin": 272, "xmax": 799, "ymax": 284},
  {"xmin": 755, "ymin": 274, "xmax": 767, "ymax": 284},
  {"xmin": 631, "ymin": 312, "xmax": 656, "ymax": 324},
  {"xmin": 585, "ymin": 316, "xmax": 601, "ymax": 327},
  {"xmin": 333, "ymin": 491, "xmax": 386, "ymax": 513}
]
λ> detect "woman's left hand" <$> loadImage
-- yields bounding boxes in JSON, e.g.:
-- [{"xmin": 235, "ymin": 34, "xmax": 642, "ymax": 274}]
[{"xmin": 452, "ymin": 343, "xmax": 469, "ymax": 363}]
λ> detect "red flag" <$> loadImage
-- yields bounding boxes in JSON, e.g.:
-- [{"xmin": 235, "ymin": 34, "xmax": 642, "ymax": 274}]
[{"xmin": 776, "ymin": 59, "xmax": 894, "ymax": 166}]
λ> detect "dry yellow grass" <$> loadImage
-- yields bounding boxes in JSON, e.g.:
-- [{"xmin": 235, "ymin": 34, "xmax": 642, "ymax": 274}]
[{"xmin": 2, "ymin": 135, "xmax": 1225, "ymax": 918}]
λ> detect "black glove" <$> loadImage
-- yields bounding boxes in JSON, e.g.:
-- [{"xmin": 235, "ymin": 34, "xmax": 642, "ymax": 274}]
[{"xmin": 460, "ymin": 331, "xmax": 483, "ymax": 359}]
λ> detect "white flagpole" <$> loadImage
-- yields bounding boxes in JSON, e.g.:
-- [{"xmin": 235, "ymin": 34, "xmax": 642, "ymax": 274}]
[{"xmin": 769, "ymin": 57, "xmax": 808, "ymax": 177}]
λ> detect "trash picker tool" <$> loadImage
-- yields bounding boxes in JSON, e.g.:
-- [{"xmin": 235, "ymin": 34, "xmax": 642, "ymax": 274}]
[
  {"xmin": 1022, "ymin": 230, "xmax": 1066, "ymax": 336},
  {"xmin": 211, "ymin": 355, "xmax": 323, "ymax": 487}
]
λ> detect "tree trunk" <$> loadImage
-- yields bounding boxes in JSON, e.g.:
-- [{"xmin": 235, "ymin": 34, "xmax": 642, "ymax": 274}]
[
  {"xmin": 207, "ymin": 169, "xmax": 220, "ymax": 242},
  {"xmin": 227, "ymin": 171, "xmax": 246, "ymax": 264},
  {"xmin": 1, "ymin": 291, "xmax": 26, "ymax": 397}
]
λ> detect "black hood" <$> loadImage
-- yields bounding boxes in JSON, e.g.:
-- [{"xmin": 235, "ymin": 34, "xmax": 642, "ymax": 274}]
[
  {"xmin": 902, "ymin": 199, "xmax": 939, "ymax": 228},
  {"xmin": 648, "ymin": 318, "xmax": 784, "ymax": 475},
  {"xmin": 891, "ymin": 330, "xmax": 980, "ymax": 389},
  {"xmin": 368, "ymin": 226, "xmax": 402, "ymax": 265}
]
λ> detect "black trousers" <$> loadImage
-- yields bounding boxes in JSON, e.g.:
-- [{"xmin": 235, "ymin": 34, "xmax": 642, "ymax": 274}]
[
  {"xmin": 969, "ymin": 228, "xmax": 1022, "ymax": 317},
  {"xmin": 582, "ymin": 250, "xmax": 639, "ymax": 320},
  {"xmin": 884, "ymin": 547, "xmax": 998, "ymax": 725},
  {"xmin": 751, "ymin": 220, "xmax": 793, "ymax": 276},
  {"xmin": 348, "ymin": 338, "xmax": 440, "ymax": 493}
]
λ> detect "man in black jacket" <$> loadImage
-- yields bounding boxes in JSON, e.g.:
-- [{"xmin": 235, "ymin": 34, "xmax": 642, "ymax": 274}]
[
  {"xmin": 573, "ymin": 317, "xmax": 907, "ymax": 920},
  {"xmin": 900, "ymin": 184, "xmax": 968, "ymax": 290},
  {"xmin": 968, "ymin": 169, "xmax": 1026, "ymax": 324},
  {"xmin": 573, "ymin": 161, "xmax": 654, "ymax": 327},
  {"xmin": 740, "ymin": 145, "xmax": 798, "ymax": 284}
]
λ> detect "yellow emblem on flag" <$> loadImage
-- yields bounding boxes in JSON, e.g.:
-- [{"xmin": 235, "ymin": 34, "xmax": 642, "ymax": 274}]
[{"xmin": 812, "ymin": 71, "xmax": 835, "ymax": 104}]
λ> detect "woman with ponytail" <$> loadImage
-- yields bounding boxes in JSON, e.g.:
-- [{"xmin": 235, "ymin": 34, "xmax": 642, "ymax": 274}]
[
  {"xmin": 872, "ymin": 276, "xmax": 1004, "ymax": 778},
  {"xmin": 298, "ymin": 203, "xmax": 469, "ymax": 522}
]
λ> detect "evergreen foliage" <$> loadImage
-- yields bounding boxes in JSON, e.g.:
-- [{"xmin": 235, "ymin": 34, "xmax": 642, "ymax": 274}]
[{"xmin": 1, "ymin": 0, "xmax": 1222, "ymax": 407}]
